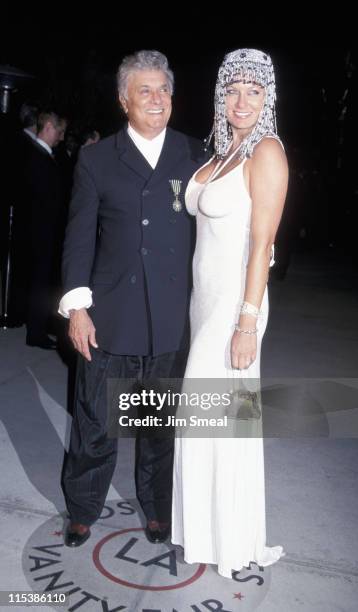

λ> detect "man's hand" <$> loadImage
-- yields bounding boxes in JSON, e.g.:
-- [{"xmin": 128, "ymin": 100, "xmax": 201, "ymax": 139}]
[{"xmin": 69, "ymin": 308, "xmax": 98, "ymax": 361}]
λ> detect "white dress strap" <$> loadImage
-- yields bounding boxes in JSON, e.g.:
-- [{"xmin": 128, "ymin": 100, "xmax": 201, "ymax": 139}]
[{"xmin": 207, "ymin": 144, "xmax": 243, "ymax": 183}]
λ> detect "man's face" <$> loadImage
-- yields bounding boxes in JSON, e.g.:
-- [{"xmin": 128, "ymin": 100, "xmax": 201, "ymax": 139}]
[
  {"xmin": 48, "ymin": 119, "xmax": 67, "ymax": 148},
  {"xmin": 120, "ymin": 69, "xmax": 172, "ymax": 139}
]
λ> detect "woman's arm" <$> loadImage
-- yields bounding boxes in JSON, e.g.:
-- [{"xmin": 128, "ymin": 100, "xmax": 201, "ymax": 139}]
[{"xmin": 231, "ymin": 138, "xmax": 288, "ymax": 370}]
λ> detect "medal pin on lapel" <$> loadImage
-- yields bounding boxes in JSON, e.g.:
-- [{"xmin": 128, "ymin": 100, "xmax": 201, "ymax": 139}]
[{"xmin": 169, "ymin": 179, "xmax": 183, "ymax": 212}]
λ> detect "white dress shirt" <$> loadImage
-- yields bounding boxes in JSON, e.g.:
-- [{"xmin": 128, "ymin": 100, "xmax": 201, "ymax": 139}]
[
  {"xmin": 58, "ymin": 124, "xmax": 166, "ymax": 318},
  {"xmin": 127, "ymin": 124, "xmax": 166, "ymax": 169},
  {"xmin": 36, "ymin": 137, "xmax": 53, "ymax": 156},
  {"xmin": 24, "ymin": 128, "xmax": 37, "ymax": 141}
]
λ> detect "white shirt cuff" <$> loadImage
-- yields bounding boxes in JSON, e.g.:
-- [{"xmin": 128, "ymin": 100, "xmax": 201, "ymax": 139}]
[{"xmin": 58, "ymin": 287, "xmax": 93, "ymax": 318}]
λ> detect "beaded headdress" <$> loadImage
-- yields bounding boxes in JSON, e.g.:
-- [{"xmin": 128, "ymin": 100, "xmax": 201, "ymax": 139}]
[{"xmin": 209, "ymin": 48, "xmax": 280, "ymax": 159}]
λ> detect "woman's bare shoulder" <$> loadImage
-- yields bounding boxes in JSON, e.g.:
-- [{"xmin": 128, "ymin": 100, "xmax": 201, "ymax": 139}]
[
  {"xmin": 250, "ymin": 137, "xmax": 288, "ymax": 178},
  {"xmin": 252, "ymin": 137, "xmax": 287, "ymax": 162}
]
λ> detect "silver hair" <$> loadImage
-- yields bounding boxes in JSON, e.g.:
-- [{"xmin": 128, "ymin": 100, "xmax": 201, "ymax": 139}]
[
  {"xmin": 19, "ymin": 102, "xmax": 38, "ymax": 128},
  {"xmin": 117, "ymin": 50, "xmax": 174, "ymax": 98},
  {"xmin": 208, "ymin": 48, "xmax": 281, "ymax": 159}
]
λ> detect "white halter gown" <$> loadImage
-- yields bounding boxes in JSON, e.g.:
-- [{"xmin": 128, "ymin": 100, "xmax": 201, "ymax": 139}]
[{"xmin": 171, "ymin": 148, "xmax": 284, "ymax": 578}]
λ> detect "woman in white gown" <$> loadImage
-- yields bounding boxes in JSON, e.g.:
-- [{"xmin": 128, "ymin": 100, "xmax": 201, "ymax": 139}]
[{"xmin": 171, "ymin": 49, "xmax": 289, "ymax": 578}]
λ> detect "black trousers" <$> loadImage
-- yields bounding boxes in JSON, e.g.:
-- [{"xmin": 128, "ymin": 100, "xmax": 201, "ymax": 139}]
[
  {"xmin": 62, "ymin": 346, "xmax": 187, "ymax": 526},
  {"xmin": 26, "ymin": 250, "xmax": 58, "ymax": 342}
]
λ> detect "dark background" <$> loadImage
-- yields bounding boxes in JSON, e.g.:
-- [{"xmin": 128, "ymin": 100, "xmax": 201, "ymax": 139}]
[
  {"xmin": 1, "ymin": 28, "xmax": 356, "ymax": 142},
  {"xmin": 1, "ymin": 24, "xmax": 357, "ymax": 256}
]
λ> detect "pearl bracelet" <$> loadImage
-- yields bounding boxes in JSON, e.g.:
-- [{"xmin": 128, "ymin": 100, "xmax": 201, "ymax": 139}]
[{"xmin": 234, "ymin": 325, "xmax": 257, "ymax": 334}]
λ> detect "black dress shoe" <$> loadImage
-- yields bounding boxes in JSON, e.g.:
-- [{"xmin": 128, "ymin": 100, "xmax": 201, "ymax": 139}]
[
  {"xmin": 145, "ymin": 521, "xmax": 171, "ymax": 544},
  {"xmin": 64, "ymin": 524, "xmax": 91, "ymax": 547},
  {"xmin": 26, "ymin": 336, "xmax": 57, "ymax": 350}
]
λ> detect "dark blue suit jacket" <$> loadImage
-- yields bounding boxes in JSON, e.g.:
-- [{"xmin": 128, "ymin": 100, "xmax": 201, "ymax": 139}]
[{"xmin": 62, "ymin": 126, "xmax": 206, "ymax": 355}]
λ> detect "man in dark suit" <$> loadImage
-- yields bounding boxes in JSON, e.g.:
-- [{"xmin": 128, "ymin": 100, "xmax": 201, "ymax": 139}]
[
  {"xmin": 3, "ymin": 103, "xmax": 38, "ymax": 326},
  {"xmin": 25, "ymin": 110, "xmax": 67, "ymax": 348},
  {"xmin": 59, "ymin": 50, "xmax": 206, "ymax": 547}
]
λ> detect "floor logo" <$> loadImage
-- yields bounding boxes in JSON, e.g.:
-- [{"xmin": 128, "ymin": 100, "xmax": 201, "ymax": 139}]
[{"xmin": 23, "ymin": 500, "xmax": 270, "ymax": 611}]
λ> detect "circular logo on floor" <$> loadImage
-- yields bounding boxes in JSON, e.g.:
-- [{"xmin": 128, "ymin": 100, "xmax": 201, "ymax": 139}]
[{"xmin": 22, "ymin": 500, "xmax": 271, "ymax": 610}]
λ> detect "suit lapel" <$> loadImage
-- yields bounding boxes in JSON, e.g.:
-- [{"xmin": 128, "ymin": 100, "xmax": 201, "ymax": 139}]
[
  {"xmin": 147, "ymin": 128, "xmax": 186, "ymax": 187},
  {"xmin": 32, "ymin": 139, "xmax": 55, "ymax": 161},
  {"xmin": 115, "ymin": 128, "xmax": 153, "ymax": 182}
]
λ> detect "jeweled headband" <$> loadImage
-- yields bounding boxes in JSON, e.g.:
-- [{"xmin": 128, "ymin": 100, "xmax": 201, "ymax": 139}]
[{"xmin": 209, "ymin": 48, "xmax": 280, "ymax": 159}]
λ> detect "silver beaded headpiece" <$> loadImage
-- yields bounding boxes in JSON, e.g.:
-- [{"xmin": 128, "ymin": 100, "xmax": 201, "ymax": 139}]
[{"xmin": 209, "ymin": 48, "xmax": 280, "ymax": 159}]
